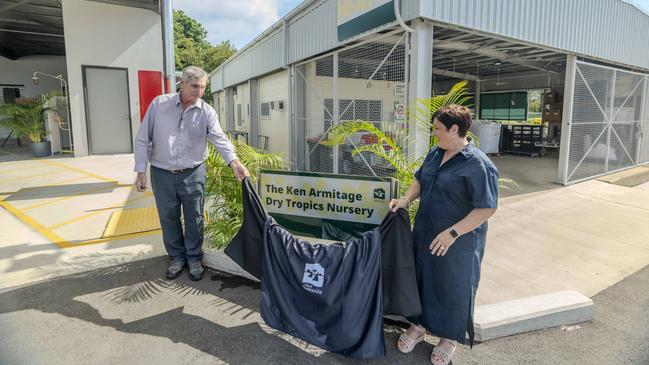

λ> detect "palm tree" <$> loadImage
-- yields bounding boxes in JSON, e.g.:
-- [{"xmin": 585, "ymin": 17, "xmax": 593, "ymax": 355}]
[
  {"xmin": 411, "ymin": 80, "xmax": 474, "ymax": 148},
  {"xmin": 324, "ymin": 80, "xmax": 476, "ymax": 219}
]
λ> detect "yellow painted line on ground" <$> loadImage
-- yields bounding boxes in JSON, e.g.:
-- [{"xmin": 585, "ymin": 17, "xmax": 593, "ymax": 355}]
[
  {"xmin": 2, "ymin": 169, "xmax": 69, "ymax": 183},
  {"xmin": 41, "ymin": 160, "xmax": 116, "ymax": 183},
  {"xmin": 0, "ymin": 160, "xmax": 160, "ymax": 249},
  {"xmin": 1, "ymin": 196, "xmax": 160, "ymax": 249},
  {"xmin": 0, "ymin": 199, "xmax": 72, "ymax": 248},
  {"xmin": 47, "ymin": 192, "xmax": 154, "ymax": 230},
  {"xmin": 20, "ymin": 182, "xmax": 133, "ymax": 211}
]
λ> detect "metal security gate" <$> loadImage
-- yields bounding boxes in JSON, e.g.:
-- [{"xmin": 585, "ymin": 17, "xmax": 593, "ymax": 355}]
[
  {"xmin": 294, "ymin": 30, "xmax": 407, "ymax": 177},
  {"xmin": 641, "ymin": 79, "xmax": 649, "ymax": 165},
  {"xmin": 564, "ymin": 61, "xmax": 648, "ymax": 184}
]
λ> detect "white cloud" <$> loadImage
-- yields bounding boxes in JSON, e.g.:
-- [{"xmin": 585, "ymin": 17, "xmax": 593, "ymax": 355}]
[{"xmin": 173, "ymin": 0, "xmax": 294, "ymax": 49}]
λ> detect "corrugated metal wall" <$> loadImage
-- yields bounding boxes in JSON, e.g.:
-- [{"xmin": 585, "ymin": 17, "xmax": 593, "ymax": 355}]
[
  {"xmin": 211, "ymin": 0, "xmax": 649, "ymax": 91},
  {"xmin": 211, "ymin": 0, "xmax": 339, "ymax": 91},
  {"xmin": 421, "ymin": 0, "xmax": 649, "ymax": 71},
  {"xmin": 219, "ymin": 28, "xmax": 285, "ymax": 88},
  {"xmin": 287, "ymin": 0, "xmax": 338, "ymax": 64}
]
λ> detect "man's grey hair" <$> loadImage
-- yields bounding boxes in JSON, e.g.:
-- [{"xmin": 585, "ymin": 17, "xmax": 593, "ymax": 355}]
[{"xmin": 181, "ymin": 66, "xmax": 208, "ymax": 83}]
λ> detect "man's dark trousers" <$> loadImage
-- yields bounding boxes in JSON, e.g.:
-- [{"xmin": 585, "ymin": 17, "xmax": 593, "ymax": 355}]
[{"xmin": 150, "ymin": 164, "xmax": 206, "ymax": 263}]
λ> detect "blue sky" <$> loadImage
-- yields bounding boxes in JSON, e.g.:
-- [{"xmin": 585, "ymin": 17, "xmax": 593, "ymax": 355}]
[
  {"xmin": 174, "ymin": 0, "xmax": 649, "ymax": 50},
  {"xmin": 173, "ymin": 0, "xmax": 302, "ymax": 49}
]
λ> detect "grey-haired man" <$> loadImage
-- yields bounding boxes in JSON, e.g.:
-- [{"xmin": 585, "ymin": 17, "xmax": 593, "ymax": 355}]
[{"xmin": 133, "ymin": 66, "xmax": 249, "ymax": 281}]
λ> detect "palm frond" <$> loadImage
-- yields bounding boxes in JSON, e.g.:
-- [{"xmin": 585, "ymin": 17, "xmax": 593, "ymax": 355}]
[{"xmin": 204, "ymin": 140, "xmax": 286, "ymax": 250}]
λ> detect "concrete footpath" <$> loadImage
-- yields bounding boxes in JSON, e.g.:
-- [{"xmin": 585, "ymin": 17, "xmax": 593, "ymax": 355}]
[
  {"xmin": 0, "ymin": 256, "xmax": 647, "ymax": 365},
  {"xmin": 1, "ymin": 154, "xmax": 649, "ymax": 363},
  {"xmin": 2, "ymin": 155, "xmax": 649, "ymax": 306}
]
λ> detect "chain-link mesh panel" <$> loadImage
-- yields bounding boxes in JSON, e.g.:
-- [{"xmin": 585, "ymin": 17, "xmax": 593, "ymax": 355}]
[
  {"xmin": 300, "ymin": 55, "xmax": 334, "ymax": 173},
  {"xmin": 568, "ymin": 62, "xmax": 648, "ymax": 182},
  {"xmin": 568, "ymin": 123, "xmax": 608, "ymax": 181},
  {"xmin": 335, "ymin": 33, "xmax": 407, "ymax": 177},
  {"xmin": 609, "ymin": 123, "xmax": 637, "ymax": 170},
  {"xmin": 567, "ymin": 63, "xmax": 613, "ymax": 182},
  {"xmin": 298, "ymin": 32, "xmax": 407, "ymax": 178},
  {"xmin": 641, "ymin": 77, "xmax": 649, "ymax": 164},
  {"xmin": 608, "ymin": 70, "xmax": 644, "ymax": 171}
]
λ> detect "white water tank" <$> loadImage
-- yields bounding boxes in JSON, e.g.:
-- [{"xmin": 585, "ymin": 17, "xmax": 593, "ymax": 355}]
[{"xmin": 474, "ymin": 121, "xmax": 501, "ymax": 154}]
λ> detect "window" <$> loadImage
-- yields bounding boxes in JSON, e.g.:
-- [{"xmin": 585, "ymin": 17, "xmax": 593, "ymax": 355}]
[
  {"xmin": 236, "ymin": 104, "xmax": 242, "ymax": 126},
  {"xmin": 479, "ymin": 91, "xmax": 528, "ymax": 121},
  {"xmin": 323, "ymin": 98, "xmax": 383, "ymax": 132},
  {"xmin": 260, "ymin": 102, "xmax": 270, "ymax": 119},
  {"xmin": 1, "ymin": 86, "xmax": 24, "ymax": 104}
]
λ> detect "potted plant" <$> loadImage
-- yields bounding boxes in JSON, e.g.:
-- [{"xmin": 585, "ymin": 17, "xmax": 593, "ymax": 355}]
[{"xmin": 0, "ymin": 97, "xmax": 50, "ymax": 157}]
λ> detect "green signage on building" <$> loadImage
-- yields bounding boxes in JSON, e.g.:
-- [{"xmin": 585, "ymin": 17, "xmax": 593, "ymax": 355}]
[
  {"xmin": 337, "ymin": 0, "xmax": 396, "ymax": 42},
  {"xmin": 259, "ymin": 170, "xmax": 397, "ymax": 239}
]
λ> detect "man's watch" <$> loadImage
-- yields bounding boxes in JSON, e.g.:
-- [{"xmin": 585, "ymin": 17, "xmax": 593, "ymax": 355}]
[{"xmin": 449, "ymin": 228, "xmax": 459, "ymax": 239}]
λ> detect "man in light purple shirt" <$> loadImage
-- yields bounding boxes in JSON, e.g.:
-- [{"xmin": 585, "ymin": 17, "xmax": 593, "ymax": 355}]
[{"xmin": 134, "ymin": 66, "xmax": 249, "ymax": 281}]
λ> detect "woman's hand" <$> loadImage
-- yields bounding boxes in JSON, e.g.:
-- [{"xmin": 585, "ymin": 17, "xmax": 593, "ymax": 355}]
[
  {"xmin": 429, "ymin": 228, "xmax": 457, "ymax": 256},
  {"xmin": 389, "ymin": 198, "xmax": 409, "ymax": 212}
]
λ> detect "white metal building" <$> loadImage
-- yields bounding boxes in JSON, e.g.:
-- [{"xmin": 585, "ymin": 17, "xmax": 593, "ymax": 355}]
[
  {"xmin": 211, "ymin": 0, "xmax": 649, "ymax": 185},
  {"xmin": 1, "ymin": 0, "xmax": 168, "ymax": 157}
]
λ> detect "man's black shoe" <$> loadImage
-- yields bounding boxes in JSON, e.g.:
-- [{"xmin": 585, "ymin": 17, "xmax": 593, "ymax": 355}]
[
  {"xmin": 166, "ymin": 257, "xmax": 186, "ymax": 279},
  {"xmin": 188, "ymin": 261, "xmax": 204, "ymax": 281}
]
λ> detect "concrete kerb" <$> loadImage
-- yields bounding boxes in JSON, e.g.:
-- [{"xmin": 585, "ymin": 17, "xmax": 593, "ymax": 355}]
[
  {"xmin": 473, "ymin": 290, "xmax": 594, "ymax": 342},
  {"xmin": 202, "ymin": 250, "xmax": 595, "ymax": 342}
]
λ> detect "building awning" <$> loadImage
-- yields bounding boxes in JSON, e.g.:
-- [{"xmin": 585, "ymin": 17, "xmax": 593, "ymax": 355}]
[{"xmin": 0, "ymin": 0, "xmax": 158, "ymax": 60}]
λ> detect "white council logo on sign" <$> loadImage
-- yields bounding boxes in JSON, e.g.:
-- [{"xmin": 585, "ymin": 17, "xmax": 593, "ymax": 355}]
[{"xmin": 302, "ymin": 263, "xmax": 325, "ymax": 294}]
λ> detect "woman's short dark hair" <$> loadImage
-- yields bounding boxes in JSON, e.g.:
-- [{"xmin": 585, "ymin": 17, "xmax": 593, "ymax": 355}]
[{"xmin": 432, "ymin": 105, "xmax": 472, "ymax": 137}]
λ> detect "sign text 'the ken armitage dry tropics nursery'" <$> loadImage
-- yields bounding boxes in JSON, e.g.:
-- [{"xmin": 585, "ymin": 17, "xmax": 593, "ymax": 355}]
[{"xmin": 259, "ymin": 171, "xmax": 395, "ymax": 225}]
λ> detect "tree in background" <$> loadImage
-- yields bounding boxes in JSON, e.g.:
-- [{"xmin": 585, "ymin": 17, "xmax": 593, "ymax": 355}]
[{"xmin": 173, "ymin": 10, "xmax": 236, "ymax": 103}]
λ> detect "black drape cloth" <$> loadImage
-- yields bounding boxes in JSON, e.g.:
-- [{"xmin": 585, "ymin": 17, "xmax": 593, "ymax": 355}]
[
  {"xmin": 378, "ymin": 208, "xmax": 421, "ymax": 317},
  {"xmin": 224, "ymin": 177, "xmax": 267, "ymax": 279},
  {"xmin": 223, "ymin": 177, "xmax": 422, "ymax": 356},
  {"xmin": 261, "ymin": 218, "xmax": 384, "ymax": 358}
]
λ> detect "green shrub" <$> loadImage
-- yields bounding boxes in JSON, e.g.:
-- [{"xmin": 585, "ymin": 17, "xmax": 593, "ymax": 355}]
[{"xmin": 203, "ymin": 140, "xmax": 286, "ymax": 249}]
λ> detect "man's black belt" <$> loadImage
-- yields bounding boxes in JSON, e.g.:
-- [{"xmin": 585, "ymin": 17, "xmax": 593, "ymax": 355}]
[{"xmin": 154, "ymin": 163, "xmax": 202, "ymax": 174}]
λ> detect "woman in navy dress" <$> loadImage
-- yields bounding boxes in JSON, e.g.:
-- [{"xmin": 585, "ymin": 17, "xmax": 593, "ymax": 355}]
[{"xmin": 390, "ymin": 105, "xmax": 499, "ymax": 364}]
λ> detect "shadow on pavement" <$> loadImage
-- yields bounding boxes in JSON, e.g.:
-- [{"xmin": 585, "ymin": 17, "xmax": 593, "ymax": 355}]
[
  {"xmin": 0, "ymin": 256, "xmax": 433, "ymax": 364},
  {"xmin": 1, "ymin": 182, "xmax": 125, "ymax": 201}
]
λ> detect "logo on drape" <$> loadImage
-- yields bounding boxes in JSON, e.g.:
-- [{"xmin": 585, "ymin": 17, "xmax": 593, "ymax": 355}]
[{"xmin": 302, "ymin": 263, "xmax": 325, "ymax": 294}]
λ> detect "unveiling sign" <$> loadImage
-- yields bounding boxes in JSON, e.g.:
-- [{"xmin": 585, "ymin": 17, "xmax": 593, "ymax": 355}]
[{"xmin": 259, "ymin": 171, "xmax": 397, "ymax": 238}]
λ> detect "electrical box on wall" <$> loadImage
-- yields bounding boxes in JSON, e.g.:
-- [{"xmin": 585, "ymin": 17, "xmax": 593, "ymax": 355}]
[{"xmin": 277, "ymin": 100, "xmax": 285, "ymax": 111}]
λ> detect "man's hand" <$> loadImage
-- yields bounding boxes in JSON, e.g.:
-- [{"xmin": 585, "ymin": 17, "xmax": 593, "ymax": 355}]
[
  {"xmin": 135, "ymin": 172, "xmax": 147, "ymax": 192},
  {"xmin": 229, "ymin": 160, "xmax": 250, "ymax": 182}
]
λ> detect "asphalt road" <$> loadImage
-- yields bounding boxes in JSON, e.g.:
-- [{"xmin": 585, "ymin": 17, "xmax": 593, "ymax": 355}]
[{"xmin": 1, "ymin": 256, "xmax": 647, "ymax": 365}]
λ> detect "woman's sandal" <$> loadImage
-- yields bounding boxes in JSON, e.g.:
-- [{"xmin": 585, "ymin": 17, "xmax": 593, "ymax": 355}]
[
  {"xmin": 397, "ymin": 325, "xmax": 425, "ymax": 353},
  {"xmin": 430, "ymin": 339, "xmax": 456, "ymax": 365}
]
